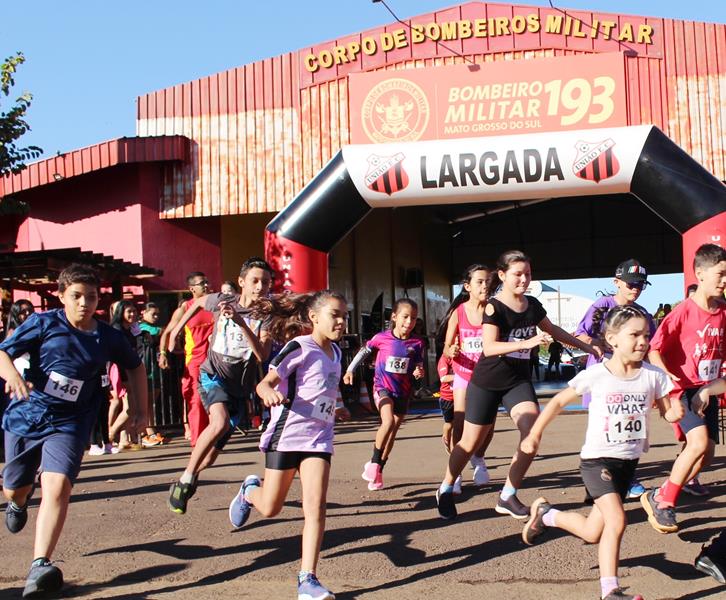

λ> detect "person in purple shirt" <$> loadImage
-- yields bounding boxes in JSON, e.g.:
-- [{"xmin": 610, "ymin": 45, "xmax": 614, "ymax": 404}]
[
  {"xmin": 228, "ymin": 290, "xmax": 350, "ymax": 600},
  {"xmin": 343, "ymin": 298, "xmax": 426, "ymax": 491},
  {"xmin": 574, "ymin": 259, "xmax": 656, "ymax": 501}
]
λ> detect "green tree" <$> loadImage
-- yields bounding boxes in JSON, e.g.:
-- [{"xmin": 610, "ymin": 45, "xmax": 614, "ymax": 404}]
[{"xmin": 0, "ymin": 52, "xmax": 42, "ymax": 177}]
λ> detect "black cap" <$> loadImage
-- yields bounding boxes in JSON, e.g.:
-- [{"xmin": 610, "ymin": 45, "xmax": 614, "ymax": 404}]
[{"xmin": 615, "ymin": 259, "xmax": 650, "ymax": 285}]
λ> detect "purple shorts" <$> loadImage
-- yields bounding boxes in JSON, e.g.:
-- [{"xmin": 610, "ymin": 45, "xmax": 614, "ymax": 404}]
[{"xmin": 2, "ymin": 430, "xmax": 86, "ymax": 489}]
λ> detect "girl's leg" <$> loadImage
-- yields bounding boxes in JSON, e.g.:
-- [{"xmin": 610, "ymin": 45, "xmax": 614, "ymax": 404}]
[
  {"xmin": 381, "ymin": 414, "xmax": 405, "ymax": 462},
  {"xmin": 373, "ymin": 400, "xmax": 396, "ymax": 453},
  {"xmin": 247, "ymin": 467, "xmax": 297, "ymax": 518},
  {"xmin": 364, "ymin": 400, "xmax": 395, "ymax": 481},
  {"xmin": 503, "ymin": 401, "xmax": 539, "ymax": 490},
  {"xmin": 107, "ymin": 393, "xmax": 121, "ymax": 435},
  {"xmin": 550, "ymin": 502, "xmax": 605, "ymax": 544},
  {"xmin": 451, "ymin": 388, "xmax": 467, "ymax": 450},
  {"xmin": 474, "ymin": 425, "xmax": 493, "ymax": 459},
  {"xmin": 592, "ymin": 493, "xmax": 627, "ymax": 579},
  {"xmin": 109, "ymin": 393, "xmax": 130, "ymax": 444},
  {"xmin": 444, "ymin": 421, "xmax": 492, "ymax": 485},
  {"xmin": 298, "ymin": 457, "xmax": 331, "ymax": 573}
]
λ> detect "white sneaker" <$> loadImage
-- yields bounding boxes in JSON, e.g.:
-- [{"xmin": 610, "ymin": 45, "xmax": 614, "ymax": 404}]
[
  {"xmin": 473, "ymin": 464, "xmax": 490, "ymax": 486},
  {"xmin": 104, "ymin": 443, "xmax": 120, "ymax": 455},
  {"xmin": 88, "ymin": 444, "xmax": 105, "ymax": 456},
  {"xmin": 453, "ymin": 475, "xmax": 463, "ymax": 495}
]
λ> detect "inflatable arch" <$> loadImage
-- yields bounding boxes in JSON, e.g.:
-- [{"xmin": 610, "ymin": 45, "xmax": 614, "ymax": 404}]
[{"xmin": 264, "ymin": 125, "xmax": 726, "ymax": 292}]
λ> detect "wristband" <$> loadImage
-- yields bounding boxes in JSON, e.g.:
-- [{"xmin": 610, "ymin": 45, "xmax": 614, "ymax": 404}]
[{"xmin": 159, "ymin": 350, "xmax": 167, "ymax": 356}]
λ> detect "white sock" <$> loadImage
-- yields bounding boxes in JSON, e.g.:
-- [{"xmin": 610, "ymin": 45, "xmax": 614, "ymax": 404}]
[{"xmin": 180, "ymin": 471, "xmax": 195, "ymax": 484}]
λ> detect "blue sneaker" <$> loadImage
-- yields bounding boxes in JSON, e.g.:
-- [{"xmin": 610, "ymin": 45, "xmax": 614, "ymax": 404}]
[
  {"xmin": 297, "ymin": 573, "xmax": 335, "ymax": 600},
  {"xmin": 22, "ymin": 559, "xmax": 63, "ymax": 599},
  {"xmin": 229, "ymin": 475, "xmax": 260, "ymax": 529},
  {"xmin": 627, "ymin": 480, "xmax": 646, "ymax": 499},
  {"xmin": 6, "ymin": 484, "xmax": 34, "ymax": 534}
]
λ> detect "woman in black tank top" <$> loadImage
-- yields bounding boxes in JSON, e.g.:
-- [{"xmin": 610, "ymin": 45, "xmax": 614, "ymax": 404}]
[{"xmin": 436, "ymin": 250, "xmax": 600, "ymax": 521}]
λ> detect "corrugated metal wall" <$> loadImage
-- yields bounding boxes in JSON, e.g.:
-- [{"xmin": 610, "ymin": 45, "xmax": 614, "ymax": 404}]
[{"xmin": 136, "ymin": 2, "xmax": 725, "ymax": 219}]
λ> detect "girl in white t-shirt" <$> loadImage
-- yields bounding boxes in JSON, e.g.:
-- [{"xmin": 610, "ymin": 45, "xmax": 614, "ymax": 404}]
[{"xmin": 519, "ymin": 305, "xmax": 684, "ymax": 600}]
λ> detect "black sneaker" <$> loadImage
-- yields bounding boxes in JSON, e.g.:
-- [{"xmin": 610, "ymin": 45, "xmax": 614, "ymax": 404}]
[
  {"xmin": 640, "ymin": 489, "xmax": 678, "ymax": 533},
  {"xmin": 695, "ymin": 549, "xmax": 726, "ymax": 584},
  {"xmin": 22, "ymin": 560, "xmax": 63, "ymax": 599},
  {"xmin": 169, "ymin": 481, "xmax": 196, "ymax": 514},
  {"xmin": 522, "ymin": 497, "xmax": 551, "ymax": 545},
  {"xmin": 602, "ymin": 588, "xmax": 643, "ymax": 600},
  {"xmin": 495, "ymin": 494, "xmax": 529, "ymax": 520},
  {"xmin": 6, "ymin": 485, "xmax": 34, "ymax": 534},
  {"xmin": 436, "ymin": 488, "xmax": 457, "ymax": 520}
]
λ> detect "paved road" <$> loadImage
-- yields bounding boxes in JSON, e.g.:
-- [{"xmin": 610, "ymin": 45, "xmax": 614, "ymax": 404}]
[{"xmin": 1, "ymin": 412, "xmax": 724, "ymax": 599}]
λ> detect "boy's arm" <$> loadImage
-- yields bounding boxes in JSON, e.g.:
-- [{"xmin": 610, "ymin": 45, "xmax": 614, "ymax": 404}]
[
  {"xmin": 158, "ymin": 304, "xmax": 187, "ymax": 369},
  {"xmin": 646, "ymin": 349, "xmax": 680, "ymax": 382},
  {"xmin": 226, "ymin": 309, "xmax": 271, "ymax": 363},
  {"xmin": 0, "ymin": 350, "xmax": 30, "ymax": 400},
  {"xmin": 692, "ymin": 377, "xmax": 726, "ymax": 417},
  {"xmin": 520, "ymin": 387, "xmax": 580, "ymax": 455},
  {"xmin": 167, "ymin": 296, "xmax": 207, "ymax": 352}
]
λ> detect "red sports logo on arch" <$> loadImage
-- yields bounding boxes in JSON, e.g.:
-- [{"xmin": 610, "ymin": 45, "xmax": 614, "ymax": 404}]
[
  {"xmin": 573, "ymin": 138, "xmax": 620, "ymax": 183},
  {"xmin": 364, "ymin": 152, "xmax": 409, "ymax": 196}
]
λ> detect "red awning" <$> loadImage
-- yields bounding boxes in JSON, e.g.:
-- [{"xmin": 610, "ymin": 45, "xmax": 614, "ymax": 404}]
[{"xmin": 0, "ymin": 135, "xmax": 189, "ymax": 198}]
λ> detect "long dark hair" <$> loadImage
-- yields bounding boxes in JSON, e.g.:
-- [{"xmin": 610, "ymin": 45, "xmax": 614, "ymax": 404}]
[
  {"xmin": 485, "ymin": 250, "xmax": 531, "ymax": 298},
  {"xmin": 6, "ymin": 299, "xmax": 34, "ymax": 335},
  {"xmin": 248, "ymin": 290, "xmax": 347, "ymax": 344},
  {"xmin": 110, "ymin": 300, "xmax": 137, "ymax": 330},
  {"xmin": 436, "ymin": 263, "xmax": 490, "ymax": 344}
]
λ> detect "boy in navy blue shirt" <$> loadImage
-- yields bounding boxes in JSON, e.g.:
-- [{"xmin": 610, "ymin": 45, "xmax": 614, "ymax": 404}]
[{"xmin": 0, "ymin": 264, "xmax": 147, "ymax": 598}]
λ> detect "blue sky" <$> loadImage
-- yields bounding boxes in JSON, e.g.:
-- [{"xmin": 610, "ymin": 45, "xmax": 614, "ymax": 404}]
[{"xmin": 2, "ymin": 1, "xmax": 723, "ymax": 310}]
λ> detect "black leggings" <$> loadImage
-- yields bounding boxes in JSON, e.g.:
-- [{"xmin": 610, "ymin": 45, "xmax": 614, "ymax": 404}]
[
  {"xmin": 91, "ymin": 393, "xmax": 111, "ymax": 446},
  {"xmin": 464, "ymin": 381, "xmax": 538, "ymax": 425}
]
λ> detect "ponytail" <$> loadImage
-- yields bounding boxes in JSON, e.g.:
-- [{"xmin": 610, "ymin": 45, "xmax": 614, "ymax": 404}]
[{"xmin": 436, "ymin": 263, "xmax": 490, "ymax": 344}]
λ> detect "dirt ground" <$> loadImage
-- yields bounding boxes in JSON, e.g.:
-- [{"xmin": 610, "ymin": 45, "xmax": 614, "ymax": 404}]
[{"xmin": 1, "ymin": 410, "xmax": 724, "ymax": 600}]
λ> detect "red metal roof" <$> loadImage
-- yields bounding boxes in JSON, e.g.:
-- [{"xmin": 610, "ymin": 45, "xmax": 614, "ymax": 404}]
[{"xmin": 0, "ymin": 135, "xmax": 190, "ymax": 198}]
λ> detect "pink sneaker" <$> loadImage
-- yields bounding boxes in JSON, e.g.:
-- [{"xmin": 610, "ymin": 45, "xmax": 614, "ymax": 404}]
[
  {"xmin": 368, "ymin": 470, "xmax": 384, "ymax": 491},
  {"xmin": 361, "ymin": 461, "xmax": 380, "ymax": 482}
]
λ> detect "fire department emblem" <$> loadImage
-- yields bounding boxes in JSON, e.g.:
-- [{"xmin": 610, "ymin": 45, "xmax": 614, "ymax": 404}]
[
  {"xmin": 361, "ymin": 78, "xmax": 430, "ymax": 143},
  {"xmin": 573, "ymin": 139, "xmax": 620, "ymax": 183},
  {"xmin": 364, "ymin": 153, "xmax": 409, "ymax": 196}
]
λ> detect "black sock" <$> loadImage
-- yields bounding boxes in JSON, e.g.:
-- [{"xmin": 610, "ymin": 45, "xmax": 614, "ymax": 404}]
[
  {"xmin": 371, "ymin": 446, "xmax": 383, "ymax": 465},
  {"xmin": 380, "ymin": 458, "xmax": 388, "ymax": 472}
]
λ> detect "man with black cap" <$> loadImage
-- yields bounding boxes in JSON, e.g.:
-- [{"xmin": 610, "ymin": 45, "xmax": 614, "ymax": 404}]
[{"xmin": 574, "ymin": 259, "xmax": 657, "ymax": 499}]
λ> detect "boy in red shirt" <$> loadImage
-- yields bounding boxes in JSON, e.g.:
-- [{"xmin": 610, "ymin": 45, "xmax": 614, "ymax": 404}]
[{"xmin": 642, "ymin": 243, "xmax": 726, "ymax": 533}]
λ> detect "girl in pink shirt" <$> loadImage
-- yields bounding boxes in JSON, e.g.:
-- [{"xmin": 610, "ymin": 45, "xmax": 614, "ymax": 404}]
[{"xmin": 442, "ymin": 264, "xmax": 491, "ymax": 491}]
